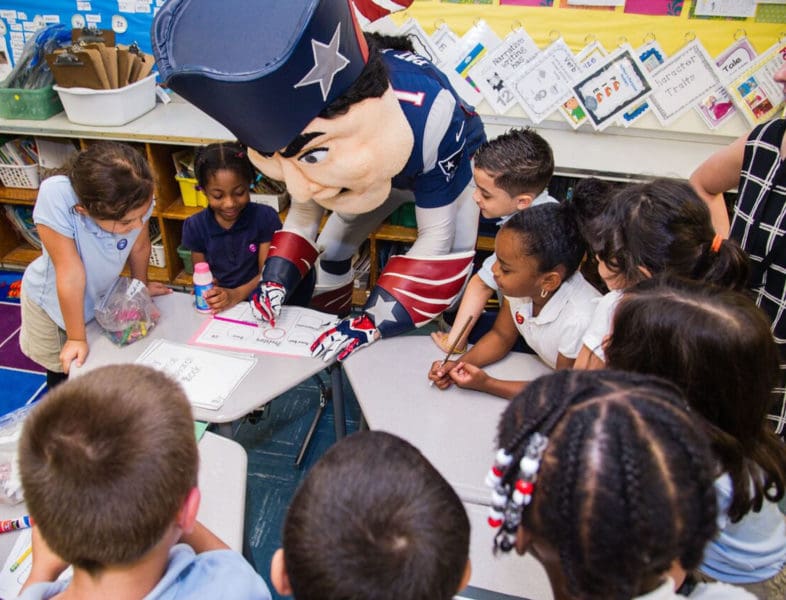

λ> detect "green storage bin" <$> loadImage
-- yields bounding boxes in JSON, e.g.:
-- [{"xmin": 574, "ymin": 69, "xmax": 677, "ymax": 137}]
[
  {"xmin": 0, "ymin": 86, "xmax": 63, "ymax": 120},
  {"xmin": 177, "ymin": 244, "xmax": 194, "ymax": 274},
  {"xmin": 388, "ymin": 202, "xmax": 416, "ymax": 227}
]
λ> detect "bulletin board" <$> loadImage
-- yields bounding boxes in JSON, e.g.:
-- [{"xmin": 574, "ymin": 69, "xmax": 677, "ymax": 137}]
[
  {"xmin": 0, "ymin": 0, "xmax": 162, "ymax": 68},
  {"xmin": 394, "ymin": 1, "xmax": 784, "ymax": 57}
]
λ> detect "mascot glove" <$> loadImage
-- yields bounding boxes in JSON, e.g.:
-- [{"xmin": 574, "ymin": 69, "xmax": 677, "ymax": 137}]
[
  {"xmin": 251, "ymin": 282, "xmax": 286, "ymax": 326},
  {"xmin": 310, "ymin": 313, "xmax": 378, "ymax": 362}
]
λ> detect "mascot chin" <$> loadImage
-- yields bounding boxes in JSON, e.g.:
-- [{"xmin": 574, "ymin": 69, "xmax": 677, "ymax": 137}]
[{"xmin": 153, "ymin": 0, "xmax": 486, "ymax": 361}]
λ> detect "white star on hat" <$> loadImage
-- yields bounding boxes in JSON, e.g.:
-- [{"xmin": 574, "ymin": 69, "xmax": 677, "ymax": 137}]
[{"xmin": 294, "ymin": 24, "xmax": 351, "ymax": 101}]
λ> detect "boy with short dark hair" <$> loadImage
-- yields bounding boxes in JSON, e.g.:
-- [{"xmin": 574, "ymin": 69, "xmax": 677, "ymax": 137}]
[
  {"xmin": 270, "ymin": 430, "xmax": 472, "ymax": 600},
  {"xmin": 432, "ymin": 127, "xmax": 558, "ymax": 354},
  {"xmin": 18, "ymin": 364, "xmax": 271, "ymax": 600}
]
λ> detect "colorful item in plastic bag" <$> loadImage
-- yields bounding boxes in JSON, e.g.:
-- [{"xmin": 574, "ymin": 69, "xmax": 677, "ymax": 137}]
[{"xmin": 94, "ymin": 277, "xmax": 160, "ymax": 346}]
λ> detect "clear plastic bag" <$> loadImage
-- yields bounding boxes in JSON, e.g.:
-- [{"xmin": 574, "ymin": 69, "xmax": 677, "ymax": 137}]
[
  {"xmin": 94, "ymin": 277, "xmax": 160, "ymax": 346},
  {"xmin": 0, "ymin": 404, "xmax": 35, "ymax": 505}
]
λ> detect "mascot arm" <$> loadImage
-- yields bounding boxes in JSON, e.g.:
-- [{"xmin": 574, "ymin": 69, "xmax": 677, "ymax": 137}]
[
  {"xmin": 408, "ymin": 203, "xmax": 458, "ymax": 256},
  {"xmin": 282, "ymin": 198, "xmax": 325, "ymax": 241}
]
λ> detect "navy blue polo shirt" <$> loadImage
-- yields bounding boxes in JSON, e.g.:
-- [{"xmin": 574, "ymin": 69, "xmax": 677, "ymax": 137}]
[{"xmin": 181, "ymin": 203, "xmax": 281, "ymax": 289}]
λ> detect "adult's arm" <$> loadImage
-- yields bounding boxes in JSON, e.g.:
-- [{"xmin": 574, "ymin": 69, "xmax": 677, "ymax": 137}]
[{"xmin": 689, "ymin": 134, "xmax": 747, "ymax": 237}]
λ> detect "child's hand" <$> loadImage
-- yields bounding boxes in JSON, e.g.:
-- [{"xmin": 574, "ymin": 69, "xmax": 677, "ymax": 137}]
[
  {"xmin": 449, "ymin": 361, "xmax": 489, "ymax": 392},
  {"xmin": 20, "ymin": 526, "xmax": 70, "ymax": 593},
  {"xmin": 147, "ymin": 282, "xmax": 173, "ymax": 297},
  {"xmin": 428, "ymin": 359, "xmax": 459, "ymax": 390},
  {"xmin": 60, "ymin": 339, "xmax": 88, "ymax": 373},
  {"xmin": 204, "ymin": 286, "xmax": 239, "ymax": 313}
]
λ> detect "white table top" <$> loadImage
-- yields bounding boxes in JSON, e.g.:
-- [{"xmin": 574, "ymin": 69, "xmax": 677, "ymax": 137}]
[
  {"xmin": 342, "ymin": 336, "xmax": 553, "ymax": 505},
  {"xmin": 0, "ymin": 431, "xmax": 247, "ymax": 562},
  {"xmin": 70, "ymin": 292, "xmax": 333, "ymax": 423},
  {"xmin": 462, "ymin": 501, "xmax": 553, "ymax": 600}
]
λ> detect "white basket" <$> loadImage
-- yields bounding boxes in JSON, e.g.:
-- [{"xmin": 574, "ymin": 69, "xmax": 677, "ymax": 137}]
[
  {"xmin": 53, "ymin": 74, "xmax": 157, "ymax": 127},
  {"xmin": 0, "ymin": 163, "xmax": 40, "ymax": 189},
  {"xmin": 149, "ymin": 235, "xmax": 166, "ymax": 268}
]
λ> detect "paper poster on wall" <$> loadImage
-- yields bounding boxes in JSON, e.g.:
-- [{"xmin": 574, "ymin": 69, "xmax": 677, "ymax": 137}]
[
  {"xmin": 556, "ymin": 41, "xmax": 608, "ymax": 129},
  {"xmin": 647, "ymin": 40, "xmax": 722, "ymax": 126},
  {"xmin": 572, "ymin": 47, "xmax": 652, "ymax": 131},
  {"xmin": 512, "ymin": 39, "xmax": 581, "ymax": 123},
  {"xmin": 619, "ymin": 41, "xmax": 666, "ymax": 127},
  {"xmin": 468, "ymin": 28, "xmax": 540, "ymax": 115},
  {"xmin": 693, "ymin": 0, "xmax": 756, "ymax": 18},
  {"xmin": 695, "ymin": 37, "xmax": 755, "ymax": 129},
  {"xmin": 567, "ymin": 0, "xmax": 623, "ymax": 5},
  {"xmin": 442, "ymin": 20, "xmax": 501, "ymax": 105},
  {"xmin": 430, "ymin": 23, "xmax": 459, "ymax": 66},
  {"xmin": 396, "ymin": 18, "xmax": 442, "ymax": 65},
  {"xmin": 624, "ymin": 0, "xmax": 683, "ymax": 16},
  {"xmin": 0, "ymin": 35, "xmax": 11, "ymax": 82},
  {"xmin": 499, "ymin": 0, "xmax": 553, "ymax": 5},
  {"xmin": 728, "ymin": 41, "xmax": 786, "ymax": 125}
]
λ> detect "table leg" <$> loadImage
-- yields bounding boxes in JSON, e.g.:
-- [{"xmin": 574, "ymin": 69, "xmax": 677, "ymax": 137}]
[
  {"xmin": 331, "ymin": 364, "xmax": 346, "ymax": 439},
  {"xmin": 215, "ymin": 421, "xmax": 235, "ymax": 438}
]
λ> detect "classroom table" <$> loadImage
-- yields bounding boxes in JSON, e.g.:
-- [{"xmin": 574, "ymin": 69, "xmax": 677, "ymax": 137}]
[
  {"xmin": 0, "ymin": 431, "xmax": 247, "ymax": 565},
  {"xmin": 342, "ymin": 336, "xmax": 553, "ymax": 506},
  {"xmin": 70, "ymin": 291, "xmax": 345, "ymax": 440}
]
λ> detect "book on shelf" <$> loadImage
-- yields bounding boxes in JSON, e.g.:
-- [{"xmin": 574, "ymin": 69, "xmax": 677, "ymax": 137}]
[{"xmin": 4, "ymin": 205, "xmax": 41, "ymax": 249}]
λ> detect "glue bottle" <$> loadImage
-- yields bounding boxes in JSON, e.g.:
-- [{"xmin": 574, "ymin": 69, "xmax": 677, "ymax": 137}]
[{"xmin": 193, "ymin": 262, "xmax": 214, "ymax": 313}]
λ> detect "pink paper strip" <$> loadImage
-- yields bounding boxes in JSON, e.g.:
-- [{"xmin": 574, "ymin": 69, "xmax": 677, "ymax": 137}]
[{"xmin": 625, "ymin": 0, "xmax": 683, "ymax": 16}]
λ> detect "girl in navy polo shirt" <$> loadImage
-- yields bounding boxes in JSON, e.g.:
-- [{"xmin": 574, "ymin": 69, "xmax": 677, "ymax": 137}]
[{"xmin": 182, "ymin": 142, "xmax": 282, "ymax": 313}]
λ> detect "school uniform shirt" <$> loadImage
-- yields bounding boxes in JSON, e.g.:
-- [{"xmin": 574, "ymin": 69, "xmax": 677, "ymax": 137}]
[
  {"xmin": 22, "ymin": 175, "xmax": 153, "ymax": 329},
  {"xmin": 700, "ymin": 473, "xmax": 786, "ymax": 584},
  {"xmin": 18, "ymin": 544, "xmax": 272, "ymax": 600},
  {"xmin": 181, "ymin": 203, "xmax": 281, "ymax": 290},
  {"xmin": 635, "ymin": 577, "xmax": 754, "ymax": 599},
  {"xmin": 729, "ymin": 118, "xmax": 786, "ymax": 436},
  {"xmin": 580, "ymin": 289, "xmax": 623, "ymax": 362},
  {"xmin": 476, "ymin": 190, "xmax": 560, "ymax": 290},
  {"xmin": 507, "ymin": 272, "xmax": 600, "ymax": 369}
]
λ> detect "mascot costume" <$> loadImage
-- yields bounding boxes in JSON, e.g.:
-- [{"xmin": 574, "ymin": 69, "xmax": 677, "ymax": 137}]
[{"xmin": 152, "ymin": 0, "xmax": 486, "ymax": 360}]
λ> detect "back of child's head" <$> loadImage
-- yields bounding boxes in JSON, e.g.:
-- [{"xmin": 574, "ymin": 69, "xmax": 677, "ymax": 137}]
[
  {"xmin": 606, "ymin": 276, "xmax": 786, "ymax": 521},
  {"xmin": 491, "ymin": 369, "xmax": 718, "ymax": 600},
  {"xmin": 194, "ymin": 141, "xmax": 256, "ymax": 190},
  {"xmin": 502, "ymin": 201, "xmax": 586, "ymax": 279},
  {"xmin": 473, "ymin": 127, "xmax": 554, "ymax": 197},
  {"xmin": 69, "ymin": 141, "xmax": 153, "ymax": 220},
  {"xmin": 19, "ymin": 365, "xmax": 198, "ymax": 574},
  {"xmin": 281, "ymin": 430, "xmax": 470, "ymax": 600},
  {"xmin": 591, "ymin": 178, "xmax": 748, "ymax": 289}
]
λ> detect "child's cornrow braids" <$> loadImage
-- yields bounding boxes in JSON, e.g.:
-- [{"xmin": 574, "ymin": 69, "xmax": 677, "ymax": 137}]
[
  {"xmin": 490, "ymin": 370, "xmax": 719, "ymax": 600},
  {"xmin": 194, "ymin": 141, "xmax": 255, "ymax": 190}
]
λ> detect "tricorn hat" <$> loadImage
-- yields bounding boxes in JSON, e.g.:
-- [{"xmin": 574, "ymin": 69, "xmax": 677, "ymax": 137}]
[{"xmin": 152, "ymin": 0, "xmax": 368, "ymax": 154}]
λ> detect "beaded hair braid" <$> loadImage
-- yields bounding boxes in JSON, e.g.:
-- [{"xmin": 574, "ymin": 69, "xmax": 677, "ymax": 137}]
[{"xmin": 488, "ymin": 370, "xmax": 719, "ymax": 600}]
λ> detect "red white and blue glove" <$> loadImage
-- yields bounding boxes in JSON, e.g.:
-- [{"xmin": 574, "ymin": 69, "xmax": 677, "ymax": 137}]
[
  {"xmin": 310, "ymin": 313, "xmax": 378, "ymax": 362},
  {"xmin": 251, "ymin": 282, "xmax": 286, "ymax": 326}
]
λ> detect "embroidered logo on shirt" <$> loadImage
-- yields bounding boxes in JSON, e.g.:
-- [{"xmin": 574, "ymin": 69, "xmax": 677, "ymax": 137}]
[
  {"xmin": 117, "ymin": 239, "xmax": 128, "ymax": 250},
  {"xmin": 515, "ymin": 311, "xmax": 524, "ymax": 324},
  {"xmin": 248, "ymin": 243, "xmax": 257, "ymax": 253}
]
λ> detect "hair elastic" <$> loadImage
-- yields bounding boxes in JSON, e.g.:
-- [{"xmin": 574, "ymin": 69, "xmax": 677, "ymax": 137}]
[{"xmin": 711, "ymin": 234, "xmax": 722, "ymax": 253}]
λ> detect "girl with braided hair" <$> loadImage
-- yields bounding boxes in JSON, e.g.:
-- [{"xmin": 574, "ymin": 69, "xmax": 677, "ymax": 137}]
[
  {"xmin": 606, "ymin": 277, "xmax": 786, "ymax": 598},
  {"xmin": 181, "ymin": 142, "xmax": 282, "ymax": 313},
  {"xmin": 487, "ymin": 369, "xmax": 753, "ymax": 600}
]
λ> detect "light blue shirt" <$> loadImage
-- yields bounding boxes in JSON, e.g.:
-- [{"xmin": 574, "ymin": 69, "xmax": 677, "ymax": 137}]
[
  {"xmin": 701, "ymin": 473, "xmax": 786, "ymax": 583},
  {"xmin": 18, "ymin": 544, "xmax": 272, "ymax": 600},
  {"xmin": 22, "ymin": 176, "xmax": 152, "ymax": 329},
  {"xmin": 476, "ymin": 190, "xmax": 559, "ymax": 290}
]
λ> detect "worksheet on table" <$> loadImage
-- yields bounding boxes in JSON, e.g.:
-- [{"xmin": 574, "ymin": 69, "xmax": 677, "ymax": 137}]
[{"xmin": 190, "ymin": 304, "xmax": 338, "ymax": 358}]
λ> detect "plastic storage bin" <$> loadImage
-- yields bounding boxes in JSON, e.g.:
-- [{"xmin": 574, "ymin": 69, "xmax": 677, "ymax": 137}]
[
  {"xmin": 53, "ymin": 74, "xmax": 156, "ymax": 126},
  {"xmin": 0, "ymin": 86, "xmax": 63, "ymax": 120},
  {"xmin": 0, "ymin": 163, "xmax": 40, "ymax": 189},
  {"xmin": 176, "ymin": 175, "xmax": 208, "ymax": 207},
  {"xmin": 177, "ymin": 244, "xmax": 194, "ymax": 274}
]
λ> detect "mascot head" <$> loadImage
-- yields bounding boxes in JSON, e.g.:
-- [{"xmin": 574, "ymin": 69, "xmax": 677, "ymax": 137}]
[{"xmin": 153, "ymin": 0, "xmax": 413, "ymax": 214}]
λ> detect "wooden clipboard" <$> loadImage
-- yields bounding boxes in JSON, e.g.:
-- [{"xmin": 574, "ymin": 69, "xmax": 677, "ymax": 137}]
[
  {"xmin": 85, "ymin": 43, "xmax": 118, "ymax": 88},
  {"xmin": 46, "ymin": 48, "xmax": 111, "ymax": 90}
]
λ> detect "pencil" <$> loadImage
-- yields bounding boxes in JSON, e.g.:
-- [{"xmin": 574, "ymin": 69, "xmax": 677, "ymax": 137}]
[
  {"xmin": 429, "ymin": 316, "xmax": 473, "ymax": 387},
  {"xmin": 10, "ymin": 545, "xmax": 31, "ymax": 572}
]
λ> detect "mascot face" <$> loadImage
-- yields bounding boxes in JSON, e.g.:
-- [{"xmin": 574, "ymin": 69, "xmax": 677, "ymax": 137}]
[{"xmin": 249, "ymin": 87, "xmax": 414, "ymax": 215}]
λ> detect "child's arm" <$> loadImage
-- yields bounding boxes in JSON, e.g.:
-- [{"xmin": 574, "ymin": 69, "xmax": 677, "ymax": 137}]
[
  {"xmin": 432, "ymin": 274, "xmax": 494, "ymax": 352},
  {"xmin": 38, "ymin": 224, "xmax": 88, "ymax": 373},
  {"xmin": 573, "ymin": 344, "xmax": 605, "ymax": 370},
  {"xmin": 448, "ymin": 361, "xmax": 526, "ymax": 399},
  {"xmin": 180, "ymin": 521, "xmax": 230, "ymax": 553},
  {"xmin": 20, "ymin": 526, "xmax": 70, "ymax": 592},
  {"xmin": 128, "ymin": 223, "xmax": 171, "ymax": 296},
  {"xmin": 689, "ymin": 133, "xmax": 746, "ymax": 237},
  {"xmin": 203, "ymin": 241, "xmax": 272, "ymax": 312}
]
